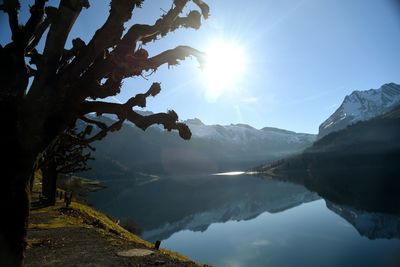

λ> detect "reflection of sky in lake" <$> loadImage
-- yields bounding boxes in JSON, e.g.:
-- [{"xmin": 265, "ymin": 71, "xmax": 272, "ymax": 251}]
[{"xmin": 163, "ymin": 200, "xmax": 400, "ymax": 267}]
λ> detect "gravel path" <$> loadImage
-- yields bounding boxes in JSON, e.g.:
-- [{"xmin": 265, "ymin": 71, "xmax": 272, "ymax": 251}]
[{"xmin": 24, "ymin": 202, "xmax": 206, "ymax": 267}]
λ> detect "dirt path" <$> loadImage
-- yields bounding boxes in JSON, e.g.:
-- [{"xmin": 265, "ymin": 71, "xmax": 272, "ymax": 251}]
[{"xmin": 24, "ymin": 201, "xmax": 206, "ymax": 267}]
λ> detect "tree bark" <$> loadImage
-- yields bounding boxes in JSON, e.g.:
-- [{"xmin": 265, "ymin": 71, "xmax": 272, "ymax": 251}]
[
  {"xmin": 0, "ymin": 131, "xmax": 36, "ymax": 266},
  {"xmin": 42, "ymin": 162, "xmax": 57, "ymax": 206},
  {"xmin": 0, "ymin": 97, "xmax": 54, "ymax": 266}
]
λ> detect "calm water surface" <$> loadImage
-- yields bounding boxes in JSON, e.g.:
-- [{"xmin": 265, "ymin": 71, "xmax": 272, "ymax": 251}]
[{"xmin": 88, "ymin": 174, "xmax": 400, "ymax": 267}]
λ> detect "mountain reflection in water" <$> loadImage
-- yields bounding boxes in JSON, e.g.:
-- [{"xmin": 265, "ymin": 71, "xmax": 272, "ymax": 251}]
[{"xmin": 88, "ymin": 174, "xmax": 400, "ymax": 267}]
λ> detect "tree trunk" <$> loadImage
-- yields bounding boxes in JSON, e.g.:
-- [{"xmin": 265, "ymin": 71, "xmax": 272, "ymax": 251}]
[
  {"xmin": 0, "ymin": 31, "xmax": 68, "ymax": 267},
  {"xmin": 0, "ymin": 98, "xmax": 47, "ymax": 266},
  {"xmin": 0, "ymin": 151, "xmax": 35, "ymax": 266},
  {"xmin": 42, "ymin": 162, "xmax": 57, "ymax": 206}
]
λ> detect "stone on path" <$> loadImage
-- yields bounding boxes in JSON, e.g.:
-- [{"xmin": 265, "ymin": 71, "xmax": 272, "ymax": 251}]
[{"xmin": 116, "ymin": 248, "xmax": 154, "ymax": 257}]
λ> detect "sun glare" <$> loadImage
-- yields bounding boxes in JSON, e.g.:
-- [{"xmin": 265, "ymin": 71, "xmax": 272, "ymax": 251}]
[{"xmin": 202, "ymin": 40, "xmax": 246, "ymax": 101}]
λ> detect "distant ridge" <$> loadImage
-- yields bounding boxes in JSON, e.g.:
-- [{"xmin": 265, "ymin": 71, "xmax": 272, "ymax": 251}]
[{"xmin": 81, "ymin": 115, "xmax": 316, "ymax": 178}]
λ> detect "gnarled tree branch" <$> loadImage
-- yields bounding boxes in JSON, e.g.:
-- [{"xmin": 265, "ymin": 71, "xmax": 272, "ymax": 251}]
[
  {"xmin": 128, "ymin": 111, "xmax": 192, "ymax": 140},
  {"xmin": 77, "ymin": 0, "xmax": 208, "ymax": 93},
  {"xmin": 67, "ymin": 0, "xmax": 143, "ymax": 78},
  {"xmin": 25, "ymin": 5, "xmax": 59, "ymax": 53},
  {"xmin": 80, "ymin": 82, "xmax": 191, "ymax": 140},
  {"xmin": 28, "ymin": 0, "xmax": 89, "ymax": 96},
  {"xmin": 0, "ymin": 0, "xmax": 21, "ymax": 42},
  {"xmin": 79, "ymin": 116, "xmax": 108, "ymax": 131},
  {"xmin": 23, "ymin": 0, "xmax": 47, "ymax": 48},
  {"xmin": 114, "ymin": 0, "xmax": 192, "ymax": 57},
  {"xmin": 121, "ymin": 45, "xmax": 205, "ymax": 77}
]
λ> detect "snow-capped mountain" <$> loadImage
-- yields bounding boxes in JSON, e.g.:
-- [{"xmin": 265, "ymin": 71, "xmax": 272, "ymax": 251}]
[
  {"xmin": 93, "ymin": 113, "xmax": 315, "ymax": 147},
  {"xmin": 184, "ymin": 118, "xmax": 315, "ymax": 146},
  {"xmin": 318, "ymin": 83, "xmax": 400, "ymax": 138},
  {"xmin": 82, "ymin": 115, "xmax": 316, "ymax": 177}
]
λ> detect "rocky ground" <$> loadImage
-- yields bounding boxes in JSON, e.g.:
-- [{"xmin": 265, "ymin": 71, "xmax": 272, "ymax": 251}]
[{"xmin": 24, "ymin": 199, "xmax": 207, "ymax": 267}]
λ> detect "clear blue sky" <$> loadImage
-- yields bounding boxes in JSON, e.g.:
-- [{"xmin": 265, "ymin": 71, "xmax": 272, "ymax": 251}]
[{"xmin": 1, "ymin": 0, "xmax": 400, "ymax": 134}]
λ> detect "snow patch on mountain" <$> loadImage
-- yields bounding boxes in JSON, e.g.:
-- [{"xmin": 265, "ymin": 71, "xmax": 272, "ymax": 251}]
[
  {"xmin": 86, "ymin": 112, "xmax": 316, "ymax": 161},
  {"xmin": 90, "ymin": 112, "xmax": 315, "ymax": 147},
  {"xmin": 319, "ymin": 83, "xmax": 400, "ymax": 138},
  {"xmin": 184, "ymin": 119, "xmax": 315, "ymax": 146}
]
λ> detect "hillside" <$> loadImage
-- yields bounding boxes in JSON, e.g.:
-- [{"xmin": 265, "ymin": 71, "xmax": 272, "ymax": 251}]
[{"xmin": 256, "ymin": 105, "xmax": 400, "ymax": 214}]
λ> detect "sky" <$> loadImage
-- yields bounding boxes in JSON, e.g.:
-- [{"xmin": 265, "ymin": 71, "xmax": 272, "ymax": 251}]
[{"xmin": 1, "ymin": 0, "xmax": 400, "ymax": 134}]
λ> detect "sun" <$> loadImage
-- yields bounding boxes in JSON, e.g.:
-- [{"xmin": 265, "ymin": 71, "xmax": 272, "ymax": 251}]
[{"xmin": 202, "ymin": 40, "xmax": 246, "ymax": 101}]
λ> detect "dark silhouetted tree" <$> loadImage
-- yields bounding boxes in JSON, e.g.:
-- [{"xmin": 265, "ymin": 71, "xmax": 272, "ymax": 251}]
[
  {"xmin": 38, "ymin": 125, "xmax": 95, "ymax": 205},
  {"xmin": 0, "ymin": 0, "xmax": 209, "ymax": 265}
]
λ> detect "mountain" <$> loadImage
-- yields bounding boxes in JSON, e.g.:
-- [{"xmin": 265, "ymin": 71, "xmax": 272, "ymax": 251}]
[
  {"xmin": 81, "ymin": 116, "xmax": 315, "ymax": 179},
  {"xmin": 256, "ymin": 104, "xmax": 400, "ymax": 214},
  {"xmin": 319, "ymin": 83, "xmax": 400, "ymax": 138},
  {"xmin": 184, "ymin": 119, "xmax": 315, "ymax": 158},
  {"xmin": 185, "ymin": 118, "xmax": 314, "ymax": 143}
]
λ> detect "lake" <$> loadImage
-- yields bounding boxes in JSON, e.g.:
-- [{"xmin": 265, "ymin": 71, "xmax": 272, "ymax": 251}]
[{"xmin": 88, "ymin": 173, "xmax": 400, "ymax": 267}]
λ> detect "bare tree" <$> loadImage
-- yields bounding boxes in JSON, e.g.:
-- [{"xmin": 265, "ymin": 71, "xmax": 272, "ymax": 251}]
[
  {"xmin": 0, "ymin": 0, "xmax": 209, "ymax": 265},
  {"xmin": 38, "ymin": 126, "xmax": 95, "ymax": 205}
]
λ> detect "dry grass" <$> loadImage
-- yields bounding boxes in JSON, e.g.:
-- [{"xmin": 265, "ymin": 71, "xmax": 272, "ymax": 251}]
[{"xmin": 29, "ymin": 191, "xmax": 192, "ymax": 263}]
